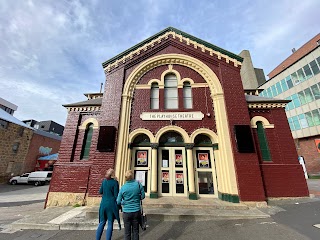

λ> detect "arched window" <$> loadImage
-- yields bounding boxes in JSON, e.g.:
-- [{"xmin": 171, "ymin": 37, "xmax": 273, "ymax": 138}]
[
  {"xmin": 81, "ymin": 123, "xmax": 94, "ymax": 159},
  {"xmin": 164, "ymin": 74, "xmax": 178, "ymax": 109},
  {"xmin": 257, "ymin": 121, "xmax": 271, "ymax": 161},
  {"xmin": 132, "ymin": 134, "xmax": 151, "ymax": 147},
  {"xmin": 183, "ymin": 81, "xmax": 192, "ymax": 109},
  {"xmin": 150, "ymin": 83, "xmax": 159, "ymax": 109}
]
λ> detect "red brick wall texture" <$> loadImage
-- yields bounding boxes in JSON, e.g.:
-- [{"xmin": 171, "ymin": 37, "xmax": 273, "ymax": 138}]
[{"xmin": 50, "ymin": 36, "xmax": 309, "ymax": 202}]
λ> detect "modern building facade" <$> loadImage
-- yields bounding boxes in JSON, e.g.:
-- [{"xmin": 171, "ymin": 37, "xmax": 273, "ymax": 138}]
[
  {"xmin": 260, "ymin": 33, "xmax": 320, "ymax": 175},
  {"xmin": 47, "ymin": 27, "xmax": 309, "ymax": 207},
  {"xmin": 23, "ymin": 120, "xmax": 64, "ymax": 136},
  {"xmin": 0, "ymin": 97, "xmax": 17, "ymax": 115}
]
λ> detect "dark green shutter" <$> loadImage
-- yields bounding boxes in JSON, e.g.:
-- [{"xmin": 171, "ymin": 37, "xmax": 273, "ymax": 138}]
[
  {"xmin": 257, "ymin": 122, "xmax": 271, "ymax": 161},
  {"xmin": 81, "ymin": 124, "xmax": 93, "ymax": 159}
]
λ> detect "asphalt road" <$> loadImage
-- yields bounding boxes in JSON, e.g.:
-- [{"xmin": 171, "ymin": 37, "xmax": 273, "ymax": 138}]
[{"xmin": 0, "ymin": 182, "xmax": 320, "ymax": 239}]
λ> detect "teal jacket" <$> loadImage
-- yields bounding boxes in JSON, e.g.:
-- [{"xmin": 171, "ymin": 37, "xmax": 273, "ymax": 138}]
[
  {"xmin": 116, "ymin": 180, "xmax": 145, "ymax": 213},
  {"xmin": 98, "ymin": 178, "xmax": 121, "ymax": 228}
]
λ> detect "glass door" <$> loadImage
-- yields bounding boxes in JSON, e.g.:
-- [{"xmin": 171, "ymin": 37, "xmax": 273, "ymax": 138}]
[
  {"xmin": 158, "ymin": 147, "xmax": 187, "ymax": 196},
  {"xmin": 132, "ymin": 147, "xmax": 151, "ymax": 196},
  {"xmin": 193, "ymin": 147, "xmax": 218, "ymax": 198}
]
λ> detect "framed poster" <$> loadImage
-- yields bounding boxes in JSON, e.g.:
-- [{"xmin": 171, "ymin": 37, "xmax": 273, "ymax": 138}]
[
  {"xmin": 135, "ymin": 171, "xmax": 146, "ymax": 186},
  {"xmin": 136, "ymin": 150, "xmax": 148, "ymax": 166},
  {"xmin": 315, "ymin": 139, "xmax": 320, "ymax": 153},
  {"xmin": 175, "ymin": 154, "xmax": 182, "ymax": 166},
  {"xmin": 176, "ymin": 173, "xmax": 183, "ymax": 184},
  {"xmin": 198, "ymin": 153, "xmax": 209, "ymax": 168},
  {"xmin": 162, "ymin": 172, "xmax": 169, "ymax": 183}
]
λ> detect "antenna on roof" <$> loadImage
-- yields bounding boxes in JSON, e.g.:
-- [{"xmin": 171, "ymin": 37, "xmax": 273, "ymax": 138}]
[
  {"xmin": 292, "ymin": 48, "xmax": 296, "ymax": 53},
  {"xmin": 100, "ymin": 83, "xmax": 103, "ymax": 93}
]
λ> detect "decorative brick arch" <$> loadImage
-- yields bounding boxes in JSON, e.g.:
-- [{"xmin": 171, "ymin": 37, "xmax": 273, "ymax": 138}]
[
  {"xmin": 154, "ymin": 125, "xmax": 190, "ymax": 143},
  {"xmin": 190, "ymin": 128, "xmax": 218, "ymax": 143},
  {"xmin": 250, "ymin": 116, "xmax": 274, "ymax": 128},
  {"xmin": 116, "ymin": 53, "xmax": 238, "ymax": 197},
  {"xmin": 78, "ymin": 118, "xmax": 99, "ymax": 129},
  {"xmin": 129, "ymin": 128, "xmax": 155, "ymax": 143}
]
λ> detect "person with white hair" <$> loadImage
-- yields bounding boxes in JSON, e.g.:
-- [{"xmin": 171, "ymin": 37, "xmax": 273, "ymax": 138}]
[
  {"xmin": 96, "ymin": 168, "xmax": 121, "ymax": 240},
  {"xmin": 117, "ymin": 170, "xmax": 145, "ymax": 240}
]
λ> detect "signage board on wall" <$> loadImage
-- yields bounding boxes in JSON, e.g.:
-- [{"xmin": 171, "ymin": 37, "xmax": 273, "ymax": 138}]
[{"xmin": 140, "ymin": 112, "xmax": 204, "ymax": 121}]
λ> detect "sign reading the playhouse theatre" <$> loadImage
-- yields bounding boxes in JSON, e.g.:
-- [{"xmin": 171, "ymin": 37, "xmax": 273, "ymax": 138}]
[{"xmin": 140, "ymin": 112, "xmax": 204, "ymax": 120}]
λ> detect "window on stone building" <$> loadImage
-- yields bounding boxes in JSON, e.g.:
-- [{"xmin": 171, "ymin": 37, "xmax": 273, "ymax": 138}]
[
  {"xmin": 150, "ymin": 82, "xmax": 159, "ymax": 109},
  {"xmin": 183, "ymin": 81, "xmax": 193, "ymax": 109},
  {"xmin": 164, "ymin": 74, "xmax": 178, "ymax": 109},
  {"xmin": 18, "ymin": 127, "xmax": 24, "ymax": 137},
  {"xmin": 0, "ymin": 119, "xmax": 8, "ymax": 129},
  {"xmin": 256, "ymin": 121, "xmax": 271, "ymax": 161},
  {"xmin": 12, "ymin": 142, "xmax": 20, "ymax": 154},
  {"xmin": 80, "ymin": 123, "xmax": 94, "ymax": 159}
]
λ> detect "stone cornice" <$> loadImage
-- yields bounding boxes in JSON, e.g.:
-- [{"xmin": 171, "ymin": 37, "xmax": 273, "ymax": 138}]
[
  {"xmin": 66, "ymin": 107, "xmax": 101, "ymax": 112},
  {"xmin": 248, "ymin": 103, "xmax": 287, "ymax": 109},
  {"xmin": 103, "ymin": 31, "xmax": 242, "ymax": 73}
]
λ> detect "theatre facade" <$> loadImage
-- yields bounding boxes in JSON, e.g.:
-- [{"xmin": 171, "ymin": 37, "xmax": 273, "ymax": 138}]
[{"xmin": 46, "ymin": 27, "xmax": 309, "ymax": 207}]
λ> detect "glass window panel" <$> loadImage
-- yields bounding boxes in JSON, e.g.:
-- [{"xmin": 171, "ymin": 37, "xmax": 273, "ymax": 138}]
[
  {"xmin": 151, "ymin": 99, "xmax": 159, "ymax": 109},
  {"xmin": 267, "ymin": 88, "xmax": 272, "ymax": 97},
  {"xmin": 175, "ymin": 171, "xmax": 184, "ymax": 193},
  {"xmin": 165, "ymin": 98, "xmax": 178, "ymax": 109},
  {"xmin": 303, "ymin": 64, "xmax": 313, "ymax": 80},
  {"xmin": 164, "ymin": 88, "xmax": 178, "ymax": 98},
  {"xmin": 276, "ymin": 82, "xmax": 282, "ymax": 94},
  {"xmin": 198, "ymin": 172, "xmax": 214, "ymax": 194},
  {"xmin": 290, "ymin": 72, "xmax": 299, "ymax": 85},
  {"xmin": 311, "ymin": 84, "xmax": 320, "ymax": 100},
  {"xmin": 297, "ymin": 69, "xmax": 306, "ymax": 82},
  {"xmin": 305, "ymin": 112, "xmax": 314, "ymax": 127},
  {"xmin": 298, "ymin": 91, "xmax": 306, "ymax": 105},
  {"xmin": 292, "ymin": 116, "xmax": 301, "ymax": 130},
  {"xmin": 292, "ymin": 94, "xmax": 301, "ymax": 108},
  {"xmin": 271, "ymin": 85, "xmax": 277, "ymax": 96},
  {"xmin": 312, "ymin": 109, "xmax": 320, "ymax": 125},
  {"xmin": 286, "ymin": 76, "xmax": 294, "ymax": 88},
  {"xmin": 184, "ymin": 98, "xmax": 192, "ymax": 109},
  {"xmin": 151, "ymin": 87, "xmax": 159, "ymax": 98},
  {"xmin": 288, "ymin": 118, "xmax": 295, "ymax": 131},
  {"xmin": 298, "ymin": 114, "xmax": 308, "ymax": 128},
  {"xmin": 164, "ymin": 74, "xmax": 178, "ymax": 87},
  {"xmin": 310, "ymin": 60, "xmax": 320, "ymax": 75},
  {"xmin": 280, "ymin": 79, "xmax": 288, "ymax": 91},
  {"xmin": 286, "ymin": 96, "xmax": 293, "ymax": 110},
  {"xmin": 304, "ymin": 88, "xmax": 314, "ymax": 103},
  {"xmin": 317, "ymin": 56, "xmax": 320, "ymax": 67}
]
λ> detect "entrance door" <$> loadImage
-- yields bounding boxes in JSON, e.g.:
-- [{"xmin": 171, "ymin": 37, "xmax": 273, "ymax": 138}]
[
  {"xmin": 131, "ymin": 147, "xmax": 151, "ymax": 196},
  {"xmin": 158, "ymin": 147, "xmax": 187, "ymax": 196},
  {"xmin": 193, "ymin": 147, "xmax": 218, "ymax": 198}
]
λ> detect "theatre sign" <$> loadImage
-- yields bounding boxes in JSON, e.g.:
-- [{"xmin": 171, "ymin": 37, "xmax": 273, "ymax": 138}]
[{"xmin": 140, "ymin": 112, "xmax": 204, "ymax": 120}]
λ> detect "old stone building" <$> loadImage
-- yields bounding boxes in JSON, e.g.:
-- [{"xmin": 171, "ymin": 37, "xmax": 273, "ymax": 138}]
[{"xmin": 47, "ymin": 27, "xmax": 309, "ymax": 207}]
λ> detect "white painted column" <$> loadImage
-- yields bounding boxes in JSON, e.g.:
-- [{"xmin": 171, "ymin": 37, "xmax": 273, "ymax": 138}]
[
  {"xmin": 186, "ymin": 144, "xmax": 195, "ymax": 194},
  {"xmin": 151, "ymin": 144, "xmax": 158, "ymax": 193}
]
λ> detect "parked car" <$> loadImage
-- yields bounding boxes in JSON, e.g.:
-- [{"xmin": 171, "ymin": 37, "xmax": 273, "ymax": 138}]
[
  {"xmin": 9, "ymin": 173, "xmax": 30, "ymax": 185},
  {"xmin": 27, "ymin": 171, "xmax": 53, "ymax": 186}
]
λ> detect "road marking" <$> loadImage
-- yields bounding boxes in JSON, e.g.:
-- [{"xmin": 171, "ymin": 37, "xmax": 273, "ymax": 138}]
[
  {"xmin": 48, "ymin": 207, "xmax": 86, "ymax": 224},
  {"xmin": 259, "ymin": 222, "xmax": 277, "ymax": 225},
  {"xmin": 313, "ymin": 224, "xmax": 320, "ymax": 229},
  {"xmin": 0, "ymin": 228, "xmax": 21, "ymax": 234}
]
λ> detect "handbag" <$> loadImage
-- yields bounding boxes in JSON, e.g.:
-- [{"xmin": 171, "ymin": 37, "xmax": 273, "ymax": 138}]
[{"xmin": 138, "ymin": 182, "xmax": 147, "ymax": 231}]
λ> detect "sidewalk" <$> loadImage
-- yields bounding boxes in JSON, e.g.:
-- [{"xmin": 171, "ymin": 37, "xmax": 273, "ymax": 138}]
[{"xmin": 6, "ymin": 179, "xmax": 320, "ymax": 231}]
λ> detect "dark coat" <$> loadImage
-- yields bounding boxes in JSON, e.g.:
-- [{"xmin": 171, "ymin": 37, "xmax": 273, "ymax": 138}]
[{"xmin": 98, "ymin": 178, "xmax": 121, "ymax": 228}]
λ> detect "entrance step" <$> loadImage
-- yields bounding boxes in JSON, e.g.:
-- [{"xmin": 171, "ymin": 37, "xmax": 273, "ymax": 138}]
[{"xmin": 85, "ymin": 197, "xmax": 266, "ymax": 222}]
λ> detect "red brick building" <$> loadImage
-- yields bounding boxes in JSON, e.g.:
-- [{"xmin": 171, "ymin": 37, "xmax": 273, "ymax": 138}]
[{"xmin": 47, "ymin": 27, "xmax": 309, "ymax": 207}]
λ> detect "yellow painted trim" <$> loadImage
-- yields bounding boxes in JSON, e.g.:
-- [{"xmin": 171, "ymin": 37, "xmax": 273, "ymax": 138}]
[
  {"xmin": 190, "ymin": 128, "xmax": 218, "ymax": 143},
  {"xmin": 115, "ymin": 53, "xmax": 238, "ymax": 196},
  {"xmin": 154, "ymin": 125, "xmax": 191, "ymax": 143},
  {"xmin": 191, "ymin": 83, "xmax": 209, "ymax": 88},
  {"xmin": 135, "ymin": 85, "xmax": 151, "ymax": 89},
  {"xmin": 129, "ymin": 128, "xmax": 156, "ymax": 143},
  {"xmin": 250, "ymin": 116, "xmax": 274, "ymax": 129},
  {"xmin": 147, "ymin": 79, "xmax": 162, "ymax": 87},
  {"xmin": 78, "ymin": 118, "xmax": 99, "ymax": 130},
  {"xmin": 181, "ymin": 78, "xmax": 195, "ymax": 85}
]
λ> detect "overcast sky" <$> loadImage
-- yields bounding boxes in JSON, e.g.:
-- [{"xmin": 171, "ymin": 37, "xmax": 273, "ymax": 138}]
[{"xmin": 0, "ymin": 0, "xmax": 319, "ymax": 126}]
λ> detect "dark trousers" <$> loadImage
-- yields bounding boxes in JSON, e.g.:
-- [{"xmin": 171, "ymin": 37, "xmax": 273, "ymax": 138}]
[{"xmin": 123, "ymin": 211, "xmax": 140, "ymax": 240}]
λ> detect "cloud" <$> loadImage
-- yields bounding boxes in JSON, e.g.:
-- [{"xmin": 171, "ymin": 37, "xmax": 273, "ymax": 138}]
[{"xmin": 0, "ymin": 0, "xmax": 319, "ymax": 126}]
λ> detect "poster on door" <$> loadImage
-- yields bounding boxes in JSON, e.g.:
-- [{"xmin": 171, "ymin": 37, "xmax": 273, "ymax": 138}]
[
  {"xmin": 162, "ymin": 172, "xmax": 169, "ymax": 183},
  {"xmin": 198, "ymin": 153, "xmax": 209, "ymax": 168},
  {"xmin": 315, "ymin": 139, "xmax": 320, "ymax": 153},
  {"xmin": 176, "ymin": 173, "xmax": 183, "ymax": 184},
  {"xmin": 137, "ymin": 151, "xmax": 147, "ymax": 166},
  {"xmin": 175, "ymin": 154, "xmax": 182, "ymax": 166},
  {"xmin": 135, "ymin": 171, "xmax": 146, "ymax": 186}
]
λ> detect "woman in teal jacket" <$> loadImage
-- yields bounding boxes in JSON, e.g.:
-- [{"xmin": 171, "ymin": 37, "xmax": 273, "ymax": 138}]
[
  {"xmin": 96, "ymin": 168, "xmax": 121, "ymax": 240},
  {"xmin": 117, "ymin": 170, "xmax": 145, "ymax": 240}
]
